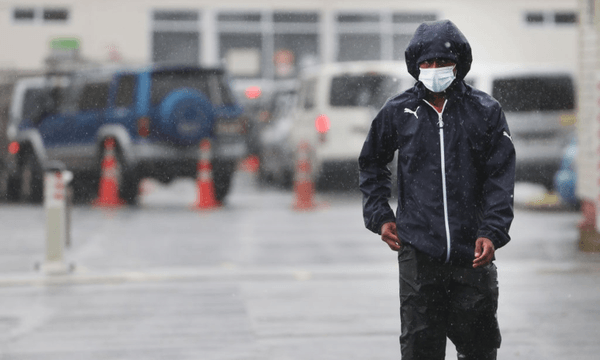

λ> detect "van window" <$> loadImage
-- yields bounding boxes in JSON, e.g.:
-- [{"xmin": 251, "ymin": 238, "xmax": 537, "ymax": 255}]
[
  {"xmin": 78, "ymin": 82, "xmax": 110, "ymax": 111},
  {"xmin": 330, "ymin": 74, "xmax": 399, "ymax": 109},
  {"xmin": 492, "ymin": 75, "xmax": 574, "ymax": 112}
]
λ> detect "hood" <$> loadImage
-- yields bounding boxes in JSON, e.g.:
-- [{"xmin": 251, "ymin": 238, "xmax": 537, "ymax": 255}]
[{"xmin": 405, "ymin": 20, "xmax": 472, "ymax": 82}]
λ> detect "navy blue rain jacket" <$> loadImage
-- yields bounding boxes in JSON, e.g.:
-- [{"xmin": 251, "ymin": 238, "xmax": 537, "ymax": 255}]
[{"xmin": 359, "ymin": 20, "xmax": 515, "ymax": 266}]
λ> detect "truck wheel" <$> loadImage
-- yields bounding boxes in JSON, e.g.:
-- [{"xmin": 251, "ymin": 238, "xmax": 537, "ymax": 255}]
[
  {"xmin": 70, "ymin": 173, "xmax": 98, "ymax": 204},
  {"xmin": 114, "ymin": 148, "xmax": 140, "ymax": 205},
  {"xmin": 5, "ymin": 175, "xmax": 20, "ymax": 202},
  {"xmin": 97, "ymin": 141, "xmax": 140, "ymax": 206},
  {"xmin": 20, "ymin": 152, "xmax": 43, "ymax": 203},
  {"xmin": 212, "ymin": 159, "xmax": 236, "ymax": 203}
]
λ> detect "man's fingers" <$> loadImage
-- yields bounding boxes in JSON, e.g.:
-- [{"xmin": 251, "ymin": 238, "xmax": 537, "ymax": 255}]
[
  {"xmin": 474, "ymin": 240, "xmax": 483, "ymax": 257},
  {"xmin": 384, "ymin": 239, "xmax": 402, "ymax": 251},
  {"xmin": 482, "ymin": 244, "xmax": 493, "ymax": 258},
  {"xmin": 383, "ymin": 232, "xmax": 399, "ymax": 243},
  {"xmin": 473, "ymin": 241, "xmax": 494, "ymax": 268},
  {"xmin": 382, "ymin": 234, "xmax": 401, "ymax": 251},
  {"xmin": 381, "ymin": 222, "xmax": 401, "ymax": 251}
]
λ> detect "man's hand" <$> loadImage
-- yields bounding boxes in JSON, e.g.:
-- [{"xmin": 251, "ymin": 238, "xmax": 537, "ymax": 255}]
[
  {"xmin": 381, "ymin": 222, "xmax": 401, "ymax": 252},
  {"xmin": 473, "ymin": 237, "xmax": 495, "ymax": 268}
]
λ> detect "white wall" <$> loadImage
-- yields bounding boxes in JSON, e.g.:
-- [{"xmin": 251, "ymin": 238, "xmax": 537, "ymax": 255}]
[{"xmin": 0, "ymin": 0, "xmax": 578, "ymax": 70}]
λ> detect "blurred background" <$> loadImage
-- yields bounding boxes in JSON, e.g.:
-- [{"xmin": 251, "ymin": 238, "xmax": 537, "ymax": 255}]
[
  {"xmin": 1, "ymin": 1, "xmax": 600, "ymax": 359},
  {"xmin": 0, "ymin": 0, "xmax": 585, "ymax": 203},
  {"xmin": 0, "ymin": 0, "xmax": 586, "ymax": 206}
]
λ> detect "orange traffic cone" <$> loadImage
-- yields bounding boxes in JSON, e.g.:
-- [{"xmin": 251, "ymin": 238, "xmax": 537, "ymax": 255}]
[
  {"xmin": 194, "ymin": 139, "xmax": 220, "ymax": 209},
  {"xmin": 94, "ymin": 138, "xmax": 125, "ymax": 207},
  {"xmin": 293, "ymin": 141, "xmax": 316, "ymax": 210}
]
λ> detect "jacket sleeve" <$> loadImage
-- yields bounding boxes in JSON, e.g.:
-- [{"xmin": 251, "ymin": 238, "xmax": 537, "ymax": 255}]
[
  {"xmin": 359, "ymin": 107, "xmax": 398, "ymax": 234},
  {"xmin": 477, "ymin": 105, "xmax": 516, "ymax": 249}
]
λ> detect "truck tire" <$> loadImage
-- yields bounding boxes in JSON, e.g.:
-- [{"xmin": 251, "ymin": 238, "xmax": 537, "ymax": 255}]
[
  {"xmin": 97, "ymin": 140, "xmax": 140, "ymax": 206},
  {"xmin": 212, "ymin": 159, "xmax": 236, "ymax": 203},
  {"xmin": 158, "ymin": 89, "xmax": 215, "ymax": 146},
  {"xmin": 5, "ymin": 175, "xmax": 20, "ymax": 202},
  {"xmin": 115, "ymin": 148, "xmax": 140, "ymax": 205}
]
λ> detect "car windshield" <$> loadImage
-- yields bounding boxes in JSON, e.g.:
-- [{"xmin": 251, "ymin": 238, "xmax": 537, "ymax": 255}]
[
  {"xmin": 151, "ymin": 70, "xmax": 235, "ymax": 106},
  {"xmin": 329, "ymin": 74, "xmax": 400, "ymax": 109},
  {"xmin": 492, "ymin": 75, "xmax": 574, "ymax": 112}
]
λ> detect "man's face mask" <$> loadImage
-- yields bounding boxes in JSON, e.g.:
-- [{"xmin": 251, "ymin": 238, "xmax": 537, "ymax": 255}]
[{"xmin": 418, "ymin": 65, "xmax": 456, "ymax": 93}]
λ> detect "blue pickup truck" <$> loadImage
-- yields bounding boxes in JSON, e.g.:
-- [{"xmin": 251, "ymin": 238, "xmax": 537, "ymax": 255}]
[{"xmin": 8, "ymin": 65, "xmax": 248, "ymax": 204}]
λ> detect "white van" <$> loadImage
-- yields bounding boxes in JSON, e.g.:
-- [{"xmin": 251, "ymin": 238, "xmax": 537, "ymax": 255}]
[
  {"xmin": 291, "ymin": 61, "xmax": 411, "ymax": 188},
  {"xmin": 465, "ymin": 64, "xmax": 577, "ymax": 189}
]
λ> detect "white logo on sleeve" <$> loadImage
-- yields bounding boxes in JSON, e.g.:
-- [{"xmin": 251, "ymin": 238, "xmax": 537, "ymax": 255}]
[
  {"xmin": 404, "ymin": 106, "xmax": 420, "ymax": 119},
  {"xmin": 503, "ymin": 131, "xmax": 513, "ymax": 143}
]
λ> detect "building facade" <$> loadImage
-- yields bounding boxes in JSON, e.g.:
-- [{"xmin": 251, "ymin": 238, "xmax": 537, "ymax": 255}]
[{"xmin": 0, "ymin": 0, "xmax": 579, "ymax": 79}]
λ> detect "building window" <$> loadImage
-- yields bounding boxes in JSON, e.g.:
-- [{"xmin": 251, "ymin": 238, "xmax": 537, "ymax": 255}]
[
  {"xmin": 152, "ymin": 10, "xmax": 201, "ymax": 65},
  {"xmin": 337, "ymin": 13, "xmax": 379, "ymax": 23},
  {"xmin": 393, "ymin": 34, "xmax": 413, "ymax": 60},
  {"xmin": 336, "ymin": 12, "xmax": 381, "ymax": 62},
  {"xmin": 555, "ymin": 12, "xmax": 578, "ymax": 24},
  {"xmin": 525, "ymin": 12, "xmax": 545, "ymax": 24},
  {"xmin": 273, "ymin": 12, "xmax": 318, "ymax": 23},
  {"xmin": 218, "ymin": 12, "xmax": 261, "ymax": 22},
  {"xmin": 393, "ymin": 13, "xmax": 436, "ymax": 23},
  {"xmin": 392, "ymin": 12, "xmax": 437, "ymax": 60},
  {"xmin": 220, "ymin": 33, "xmax": 263, "ymax": 77},
  {"xmin": 43, "ymin": 8, "xmax": 69, "ymax": 22},
  {"xmin": 13, "ymin": 8, "xmax": 35, "ymax": 21},
  {"xmin": 273, "ymin": 11, "xmax": 320, "ymax": 77},
  {"xmin": 218, "ymin": 10, "xmax": 320, "ymax": 79},
  {"xmin": 154, "ymin": 11, "xmax": 198, "ymax": 22},
  {"xmin": 525, "ymin": 11, "xmax": 578, "ymax": 25},
  {"xmin": 338, "ymin": 34, "xmax": 381, "ymax": 62},
  {"xmin": 336, "ymin": 11, "xmax": 435, "ymax": 62}
]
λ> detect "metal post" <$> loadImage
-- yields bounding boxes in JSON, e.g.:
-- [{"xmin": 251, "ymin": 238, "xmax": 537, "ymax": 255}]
[{"xmin": 41, "ymin": 161, "xmax": 73, "ymax": 275}]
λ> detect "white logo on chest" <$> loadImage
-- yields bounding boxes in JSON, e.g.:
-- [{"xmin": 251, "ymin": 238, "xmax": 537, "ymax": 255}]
[{"xmin": 404, "ymin": 106, "xmax": 420, "ymax": 119}]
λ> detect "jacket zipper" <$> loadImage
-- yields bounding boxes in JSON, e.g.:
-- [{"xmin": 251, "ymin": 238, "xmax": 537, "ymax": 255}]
[{"xmin": 424, "ymin": 100, "xmax": 452, "ymax": 263}]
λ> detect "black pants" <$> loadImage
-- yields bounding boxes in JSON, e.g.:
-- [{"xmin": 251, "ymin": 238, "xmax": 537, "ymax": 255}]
[{"xmin": 398, "ymin": 245, "xmax": 501, "ymax": 360}]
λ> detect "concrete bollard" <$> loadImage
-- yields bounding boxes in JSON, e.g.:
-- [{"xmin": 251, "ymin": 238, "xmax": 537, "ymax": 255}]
[{"xmin": 41, "ymin": 161, "xmax": 73, "ymax": 275}]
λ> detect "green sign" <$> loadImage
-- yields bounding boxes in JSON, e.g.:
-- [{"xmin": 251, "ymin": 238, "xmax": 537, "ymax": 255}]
[{"xmin": 51, "ymin": 38, "xmax": 79, "ymax": 50}]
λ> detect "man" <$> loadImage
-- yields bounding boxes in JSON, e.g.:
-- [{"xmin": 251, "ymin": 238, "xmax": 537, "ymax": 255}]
[{"xmin": 359, "ymin": 20, "xmax": 515, "ymax": 360}]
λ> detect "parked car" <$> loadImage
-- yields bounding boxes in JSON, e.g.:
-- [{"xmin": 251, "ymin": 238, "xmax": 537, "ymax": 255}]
[
  {"xmin": 257, "ymin": 84, "xmax": 298, "ymax": 188},
  {"xmin": 465, "ymin": 64, "xmax": 576, "ymax": 190},
  {"xmin": 553, "ymin": 133, "xmax": 578, "ymax": 207},
  {"xmin": 290, "ymin": 61, "xmax": 411, "ymax": 189},
  {"xmin": 8, "ymin": 65, "xmax": 248, "ymax": 204},
  {"xmin": 0, "ymin": 72, "xmax": 24, "ymax": 201},
  {"xmin": 2, "ymin": 73, "xmax": 70, "ymax": 202}
]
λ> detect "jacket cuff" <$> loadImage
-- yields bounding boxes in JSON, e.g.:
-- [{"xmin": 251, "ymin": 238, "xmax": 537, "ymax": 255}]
[
  {"xmin": 476, "ymin": 229, "xmax": 507, "ymax": 250},
  {"xmin": 376, "ymin": 218, "xmax": 397, "ymax": 235}
]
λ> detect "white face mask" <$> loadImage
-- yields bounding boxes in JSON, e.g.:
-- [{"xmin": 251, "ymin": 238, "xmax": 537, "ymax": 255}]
[{"xmin": 418, "ymin": 65, "xmax": 456, "ymax": 93}]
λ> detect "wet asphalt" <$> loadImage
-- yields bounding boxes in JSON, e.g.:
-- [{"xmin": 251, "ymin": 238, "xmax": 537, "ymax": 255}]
[{"xmin": 0, "ymin": 171, "xmax": 598, "ymax": 359}]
